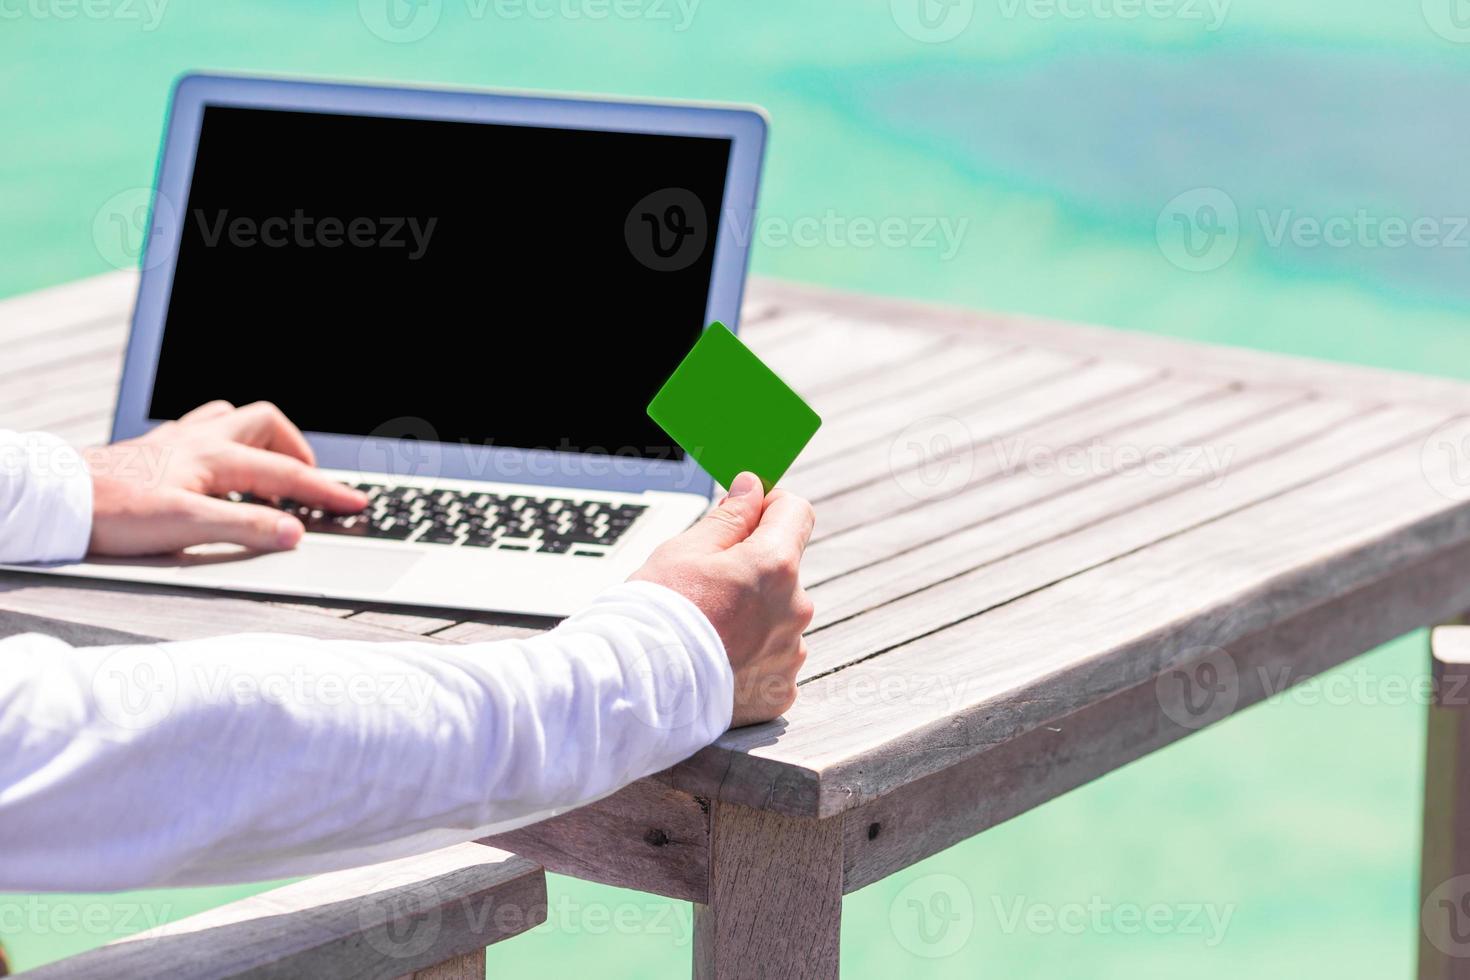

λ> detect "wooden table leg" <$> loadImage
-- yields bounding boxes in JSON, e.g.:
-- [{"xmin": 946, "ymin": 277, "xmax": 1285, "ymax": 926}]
[
  {"xmin": 1420, "ymin": 626, "xmax": 1470, "ymax": 980},
  {"xmin": 403, "ymin": 949, "xmax": 485, "ymax": 980},
  {"xmin": 693, "ymin": 802, "xmax": 843, "ymax": 980}
]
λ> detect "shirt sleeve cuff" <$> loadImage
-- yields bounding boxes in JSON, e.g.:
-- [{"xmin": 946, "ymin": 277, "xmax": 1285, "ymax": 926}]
[
  {"xmin": 584, "ymin": 579, "xmax": 735, "ymax": 735},
  {"xmin": 0, "ymin": 432, "xmax": 93, "ymax": 564}
]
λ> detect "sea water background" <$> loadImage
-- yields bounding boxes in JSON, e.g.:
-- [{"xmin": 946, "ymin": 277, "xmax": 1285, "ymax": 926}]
[{"xmin": 3, "ymin": 1, "xmax": 1469, "ymax": 974}]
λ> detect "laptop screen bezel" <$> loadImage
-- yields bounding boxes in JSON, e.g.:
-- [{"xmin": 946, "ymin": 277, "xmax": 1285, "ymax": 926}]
[{"xmin": 112, "ymin": 72, "xmax": 768, "ymax": 499}]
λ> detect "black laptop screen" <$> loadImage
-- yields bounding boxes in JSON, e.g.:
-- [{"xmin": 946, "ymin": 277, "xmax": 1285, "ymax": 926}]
[{"xmin": 147, "ymin": 104, "xmax": 733, "ymax": 460}]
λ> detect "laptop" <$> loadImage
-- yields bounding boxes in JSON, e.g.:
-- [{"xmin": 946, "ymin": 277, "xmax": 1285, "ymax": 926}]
[{"xmin": 34, "ymin": 73, "xmax": 767, "ymax": 618}]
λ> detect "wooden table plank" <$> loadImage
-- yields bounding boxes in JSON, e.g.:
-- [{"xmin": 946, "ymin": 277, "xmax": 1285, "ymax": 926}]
[
  {"xmin": 807, "ymin": 376, "xmax": 1232, "ymax": 541},
  {"xmin": 0, "ymin": 316, "xmax": 129, "ymax": 385},
  {"xmin": 802, "ymin": 388, "xmax": 1351, "ymax": 619},
  {"xmin": 269, "ymin": 600, "xmax": 357, "ymax": 619},
  {"xmin": 801, "ymin": 382, "xmax": 1311, "ymax": 589},
  {"xmin": 348, "ymin": 609, "xmax": 460, "ymax": 635},
  {"xmin": 789, "ymin": 346, "xmax": 1085, "ymax": 469},
  {"xmin": 683, "ymin": 431, "xmax": 1468, "ymax": 816},
  {"xmin": 4, "ymin": 383, "xmax": 122, "ymax": 434},
  {"xmin": 789, "ymin": 337, "xmax": 1018, "ymax": 422},
  {"xmin": 0, "ymin": 270, "xmax": 135, "ymax": 345},
  {"xmin": 22, "ymin": 842, "xmax": 545, "ymax": 980},
  {"xmin": 788, "ymin": 359, "xmax": 1164, "ymax": 501},
  {"xmin": 0, "ymin": 574, "xmax": 449, "ymax": 646},
  {"xmin": 0, "ymin": 354, "xmax": 121, "ymax": 416},
  {"xmin": 747, "ymin": 311, "xmax": 942, "ymax": 395},
  {"xmin": 434, "ymin": 621, "xmax": 549, "ymax": 643},
  {"xmin": 45, "ymin": 414, "xmax": 115, "ymax": 449},
  {"xmin": 805, "ymin": 402, "xmax": 1441, "ymax": 658},
  {"xmin": 747, "ymin": 278, "xmax": 1470, "ymax": 413},
  {"xmin": 842, "ymin": 537, "xmax": 1470, "ymax": 892}
]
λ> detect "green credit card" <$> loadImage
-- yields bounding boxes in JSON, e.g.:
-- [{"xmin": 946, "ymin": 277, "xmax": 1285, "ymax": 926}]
[{"xmin": 647, "ymin": 322, "xmax": 822, "ymax": 493}]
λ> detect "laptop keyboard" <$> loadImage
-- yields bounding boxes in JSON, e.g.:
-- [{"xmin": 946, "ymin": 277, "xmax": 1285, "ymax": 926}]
[{"xmin": 232, "ymin": 483, "xmax": 648, "ymax": 557}]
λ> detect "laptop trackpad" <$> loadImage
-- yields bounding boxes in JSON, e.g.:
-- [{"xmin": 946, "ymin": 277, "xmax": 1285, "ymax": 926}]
[{"xmin": 176, "ymin": 543, "xmax": 423, "ymax": 594}]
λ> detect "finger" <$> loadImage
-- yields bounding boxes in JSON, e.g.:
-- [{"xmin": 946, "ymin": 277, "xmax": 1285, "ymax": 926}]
[
  {"xmin": 97, "ymin": 489, "xmax": 303, "ymax": 555},
  {"xmin": 176, "ymin": 493, "xmax": 305, "ymax": 552},
  {"xmin": 177, "ymin": 400, "xmax": 235, "ymax": 425},
  {"xmin": 676, "ymin": 471, "xmax": 765, "ymax": 554},
  {"xmin": 744, "ymin": 490, "xmax": 816, "ymax": 559},
  {"xmin": 210, "ymin": 445, "xmax": 368, "ymax": 512},
  {"xmin": 212, "ymin": 401, "xmax": 316, "ymax": 465}
]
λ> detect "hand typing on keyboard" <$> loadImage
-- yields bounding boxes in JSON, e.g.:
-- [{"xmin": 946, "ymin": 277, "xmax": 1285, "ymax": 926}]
[{"xmin": 83, "ymin": 400, "xmax": 366, "ymax": 556}]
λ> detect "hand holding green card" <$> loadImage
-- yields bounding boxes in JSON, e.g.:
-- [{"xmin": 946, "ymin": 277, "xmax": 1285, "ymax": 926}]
[{"xmin": 647, "ymin": 322, "xmax": 823, "ymax": 493}]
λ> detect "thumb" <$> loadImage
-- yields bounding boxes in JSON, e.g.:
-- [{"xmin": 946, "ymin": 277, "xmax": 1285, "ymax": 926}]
[
  {"xmin": 678, "ymin": 472, "xmax": 765, "ymax": 553},
  {"xmin": 162, "ymin": 491, "xmax": 305, "ymax": 553}
]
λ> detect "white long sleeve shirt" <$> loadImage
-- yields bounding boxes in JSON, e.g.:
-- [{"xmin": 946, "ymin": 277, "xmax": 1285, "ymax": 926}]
[{"xmin": 0, "ymin": 429, "xmax": 733, "ymax": 891}]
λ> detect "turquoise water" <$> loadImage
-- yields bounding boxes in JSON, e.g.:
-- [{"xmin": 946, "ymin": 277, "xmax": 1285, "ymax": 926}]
[{"xmin": 4, "ymin": 0, "xmax": 1468, "ymax": 974}]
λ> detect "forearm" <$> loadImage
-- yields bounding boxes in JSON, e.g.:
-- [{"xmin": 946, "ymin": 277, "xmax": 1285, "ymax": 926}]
[{"xmin": 0, "ymin": 581, "xmax": 731, "ymax": 891}]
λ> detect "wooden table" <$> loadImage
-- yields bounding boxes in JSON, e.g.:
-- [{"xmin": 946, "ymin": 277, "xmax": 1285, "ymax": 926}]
[{"xmin": 6, "ymin": 272, "xmax": 1470, "ymax": 978}]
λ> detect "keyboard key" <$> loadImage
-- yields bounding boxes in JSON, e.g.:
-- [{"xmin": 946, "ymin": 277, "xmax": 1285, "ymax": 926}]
[{"xmin": 238, "ymin": 483, "xmax": 649, "ymax": 554}]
